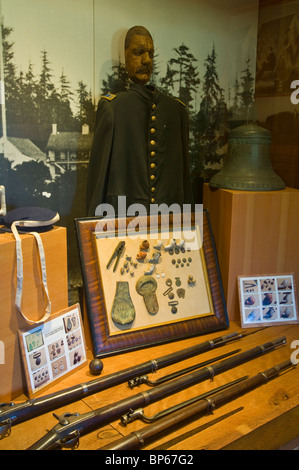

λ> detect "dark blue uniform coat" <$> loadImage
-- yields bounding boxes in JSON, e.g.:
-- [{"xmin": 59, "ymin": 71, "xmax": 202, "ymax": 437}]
[{"xmin": 86, "ymin": 83, "xmax": 193, "ymax": 216}]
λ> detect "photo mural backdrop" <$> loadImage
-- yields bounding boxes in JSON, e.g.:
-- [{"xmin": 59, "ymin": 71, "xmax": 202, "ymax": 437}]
[
  {"xmin": 255, "ymin": 0, "xmax": 299, "ymax": 190},
  {"xmin": 0, "ymin": 0, "xmax": 259, "ymax": 295}
]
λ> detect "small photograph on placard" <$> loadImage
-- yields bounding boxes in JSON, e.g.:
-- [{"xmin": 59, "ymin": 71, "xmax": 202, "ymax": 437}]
[
  {"xmin": 244, "ymin": 308, "xmax": 261, "ymax": 323},
  {"xmin": 48, "ymin": 338, "xmax": 65, "ymax": 361},
  {"xmin": 280, "ymin": 305, "xmax": 295, "ymax": 320},
  {"xmin": 69, "ymin": 345, "xmax": 85, "ymax": 367},
  {"xmin": 261, "ymin": 292, "xmax": 277, "ymax": 307},
  {"xmin": 277, "ymin": 277, "xmax": 293, "ymax": 291},
  {"xmin": 260, "ymin": 278, "xmax": 275, "ymax": 291},
  {"xmin": 66, "ymin": 330, "xmax": 82, "ymax": 351},
  {"xmin": 262, "ymin": 306, "xmax": 278, "ymax": 321},
  {"xmin": 32, "ymin": 366, "xmax": 50, "ymax": 389},
  {"xmin": 244, "ymin": 294, "xmax": 260, "ymax": 308},
  {"xmin": 28, "ymin": 347, "xmax": 47, "ymax": 372},
  {"xmin": 278, "ymin": 291, "xmax": 293, "ymax": 305},
  {"xmin": 51, "ymin": 355, "xmax": 67, "ymax": 378},
  {"xmin": 241, "ymin": 279, "xmax": 259, "ymax": 293},
  {"xmin": 25, "ymin": 329, "xmax": 44, "ymax": 353}
]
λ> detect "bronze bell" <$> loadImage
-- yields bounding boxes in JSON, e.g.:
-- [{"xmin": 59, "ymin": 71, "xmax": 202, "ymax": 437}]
[{"xmin": 209, "ymin": 123, "xmax": 285, "ymax": 191}]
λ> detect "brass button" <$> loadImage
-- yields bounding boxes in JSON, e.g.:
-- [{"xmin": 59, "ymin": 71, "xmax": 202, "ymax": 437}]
[
  {"xmin": 150, "ymin": 151, "xmax": 156, "ymax": 157},
  {"xmin": 150, "ymin": 174, "xmax": 155, "ymax": 181},
  {"xmin": 150, "ymin": 140, "xmax": 156, "ymax": 146},
  {"xmin": 150, "ymin": 163, "xmax": 156, "ymax": 169},
  {"xmin": 151, "ymin": 198, "xmax": 155, "ymax": 203},
  {"xmin": 152, "ymin": 104, "xmax": 156, "ymax": 110},
  {"xmin": 151, "ymin": 187, "xmax": 155, "ymax": 192},
  {"xmin": 151, "ymin": 116, "xmax": 156, "ymax": 122},
  {"xmin": 150, "ymin": 128, "xmax": 155, "ymax": 134}
]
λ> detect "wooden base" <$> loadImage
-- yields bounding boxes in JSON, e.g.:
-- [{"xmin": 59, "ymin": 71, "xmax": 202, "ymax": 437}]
[
  {"xmin": 0, "ymin": 226, "xmax": 69, "ymax": 401},
  {"xmin": 203, "ymin": 185, "xmax": 299, "ymax": 321}
]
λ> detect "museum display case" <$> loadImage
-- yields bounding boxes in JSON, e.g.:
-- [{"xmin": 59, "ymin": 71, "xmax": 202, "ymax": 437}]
[{"xmin": 0, "ymin": 0, "xmax": 298, "ymax": 452}]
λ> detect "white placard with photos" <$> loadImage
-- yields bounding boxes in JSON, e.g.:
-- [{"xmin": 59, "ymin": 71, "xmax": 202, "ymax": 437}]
[
  {"xmin": 19, "ymin": 304, "xmax": 87, "ymax": 397},
  {"xmin": 238, "ymin": 274, "xmax": 298, "ymax": 328}
]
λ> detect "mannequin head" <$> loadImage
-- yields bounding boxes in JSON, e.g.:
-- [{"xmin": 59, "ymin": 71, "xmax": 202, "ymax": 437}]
[{"xmin": 125, "ymin": 26, "xmax": 154, "ymax": 85}]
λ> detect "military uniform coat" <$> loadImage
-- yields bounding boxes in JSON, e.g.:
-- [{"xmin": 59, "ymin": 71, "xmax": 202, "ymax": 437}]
[{"xmin": 86, "ymin": 83, "xmax": 193, "ymax": 216}]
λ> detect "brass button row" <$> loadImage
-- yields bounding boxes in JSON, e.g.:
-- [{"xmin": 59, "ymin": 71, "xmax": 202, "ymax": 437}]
[{"xmin": 150, "ymin": 103, "xmax": 157, "ymax": 203}]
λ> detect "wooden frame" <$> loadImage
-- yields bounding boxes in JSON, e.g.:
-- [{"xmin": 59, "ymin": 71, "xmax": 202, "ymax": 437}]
[
  {"xmin": 18, "ymin": 304, "xmax": 87, "ymax": 398},
  {"xmin": 238, "ymin": 273, "xmax": 298, "ymax": 328},
  {"xmin": 75, "ymin": 209, "xmax": 229, "ymax": 358}
]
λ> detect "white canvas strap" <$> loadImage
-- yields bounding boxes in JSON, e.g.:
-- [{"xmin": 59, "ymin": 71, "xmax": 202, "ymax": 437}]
[
  {"xmin": 11, "ymin": 221, "xmax": 52, "ymax": 324},
  {"xmin": 0, "ymin": 185, "xmax": 6, "ymax": 216}
]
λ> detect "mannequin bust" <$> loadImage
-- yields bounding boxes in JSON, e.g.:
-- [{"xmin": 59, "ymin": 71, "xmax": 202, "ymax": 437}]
[{"xmin": 86, "ymin": 26, "xmax": 193, "ymax": 217}]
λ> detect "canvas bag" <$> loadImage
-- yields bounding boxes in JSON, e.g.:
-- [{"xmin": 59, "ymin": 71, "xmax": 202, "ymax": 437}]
[{"xmin": 0, "ymin": 206, "xmax": 60, "ymax": 324}]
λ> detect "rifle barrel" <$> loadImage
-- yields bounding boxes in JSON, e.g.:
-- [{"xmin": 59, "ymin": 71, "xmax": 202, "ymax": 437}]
[
  {"xmin": 101, "ymin": 359, "xmax": 294, "ymax": 451},
  {"xmin": 26, "ymin": 336, "xmax": 286, "ymax": 450}
]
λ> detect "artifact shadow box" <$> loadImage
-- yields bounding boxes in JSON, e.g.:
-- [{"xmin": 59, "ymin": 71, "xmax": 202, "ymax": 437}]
[{"xmin": 75, "ymin": 209, "xmax": 228, "ymax": 357}]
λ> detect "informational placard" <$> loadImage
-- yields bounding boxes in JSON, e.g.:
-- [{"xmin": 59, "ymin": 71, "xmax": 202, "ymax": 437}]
[
  {"xmin": 19, "ymin": 304, "xmax": 87, "ymax": 397},
  {"xmin": 238, "ymin": 273, "xmax": 298, "ymax": 328}
]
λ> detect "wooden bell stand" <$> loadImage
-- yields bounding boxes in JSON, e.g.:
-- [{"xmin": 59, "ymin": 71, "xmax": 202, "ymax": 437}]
[{"xmin": 203, "ymin": 184, "xmax": 299, "ymax": 321}]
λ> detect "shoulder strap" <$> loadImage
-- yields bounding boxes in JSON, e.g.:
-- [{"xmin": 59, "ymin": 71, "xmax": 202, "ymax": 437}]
[
  {"xmin": 0, "ymin": 186, "xmax": 6, "ymax": 216},
  {"xmin": 11, "ymin": 222, "xmax": 51, "ymax": 324},
  {"xmin": 175, "ymin": 98, "xmax": 186, "ymax": 107},
  {"xmin": 101, "ymin": 93, "xmax": 117, "ymax": 101}
]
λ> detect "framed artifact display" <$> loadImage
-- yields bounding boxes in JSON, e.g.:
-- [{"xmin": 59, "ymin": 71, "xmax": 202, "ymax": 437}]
[
  {"xmin": 18, "ymin": 304, "xmax": 87, "ymax": 397},
  {"xmin": 238, "ymin": 273, "xmax": 298, "ymax": 328},
  {"xmin": 75, "ymin": 209, "xmax": 228, "ymax": 358}
]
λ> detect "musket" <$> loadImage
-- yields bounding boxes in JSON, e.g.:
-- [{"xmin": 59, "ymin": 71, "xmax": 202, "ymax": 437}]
[
  {"xmin": 101, "ymin": 358, "xmax": 295, "ymax": 450},
  {"xmin": 127, "ymin": 348, "xmax": 241, "ymax": 388},
  {"xmin": 120, "ymin": 375, "xmax": 248, "ymax": 425},
  {"xmin": 26, "ymin": 336, "xmax": 286, "ymax": 450},
  {"xmin": 0, "ymin": 329, "xmax": 251, "ymax": 438}
]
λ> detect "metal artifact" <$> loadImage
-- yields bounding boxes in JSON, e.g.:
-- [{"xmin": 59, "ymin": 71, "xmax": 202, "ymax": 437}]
[
  {"xmin": 136, "ymin": 275, "xmax": 159, "ymax": 314},
  {"xmin": 111, "ymin": 281, "xmax": 136, "ymax": 325},
  {"xmin": 106, "ymin": 241, "xmax": 125, "ymax": 272},
  {"xmin": 209, "ymin": 123, "xmax": 285, "ymax": 191}
]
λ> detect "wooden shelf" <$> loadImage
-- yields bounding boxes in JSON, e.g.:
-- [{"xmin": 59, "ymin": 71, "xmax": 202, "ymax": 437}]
[
  {"xmin": 0, "ymin": 322, "xmax": 298, "ymax": 450},
  {"xmin": 203, "ymin": 185, "xmax": 299, "ymax": 321}
]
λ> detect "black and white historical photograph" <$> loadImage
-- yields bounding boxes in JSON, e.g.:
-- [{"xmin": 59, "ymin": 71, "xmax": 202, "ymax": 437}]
[{"xmin": 0, "ymin": 0, "xmax": 258, "ymax": 294}]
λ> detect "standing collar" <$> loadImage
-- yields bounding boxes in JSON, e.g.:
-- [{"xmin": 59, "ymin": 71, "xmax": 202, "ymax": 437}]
[{"xmin": 129, "ymin": 82, "xmax": 161, "ymax": 103}]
